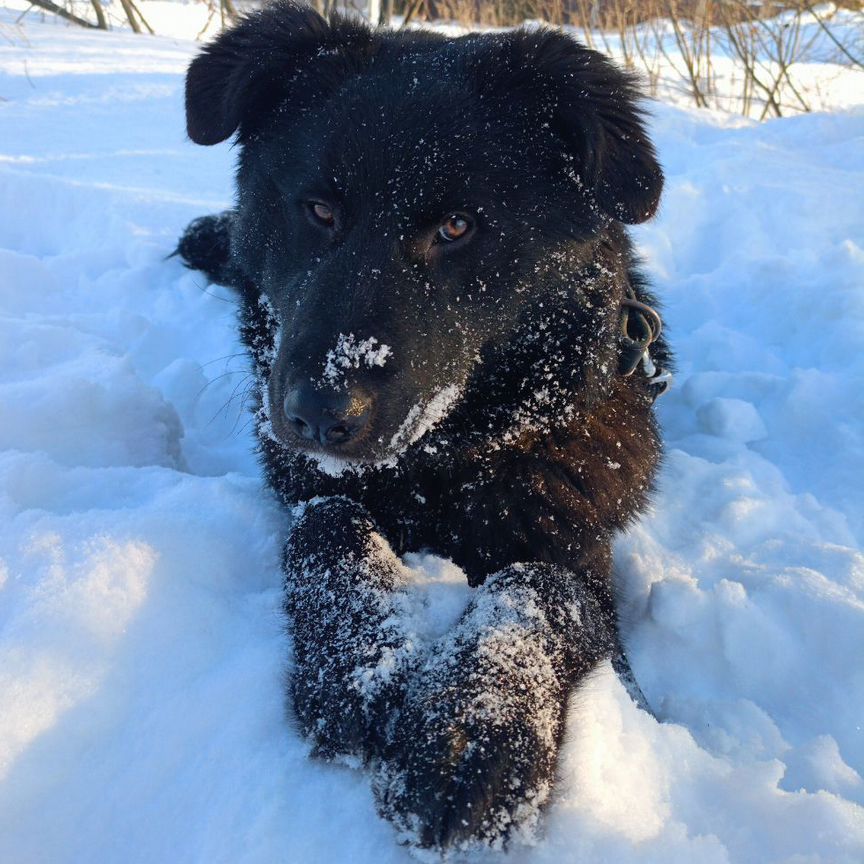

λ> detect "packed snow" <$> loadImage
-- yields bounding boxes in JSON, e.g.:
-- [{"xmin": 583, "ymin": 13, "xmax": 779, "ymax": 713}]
[{"xmin": 1, "ymin": 9, "xmax": 863, "ymax": 864}]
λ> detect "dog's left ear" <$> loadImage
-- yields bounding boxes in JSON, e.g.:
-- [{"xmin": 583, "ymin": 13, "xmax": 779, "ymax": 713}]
[
  {"xmin": 185, "ymin": 3, "xmax": 373, "ymax": 146},
  {"xmin": 495, "ymin": 29, "xmax": 663, "ymax": 224}
]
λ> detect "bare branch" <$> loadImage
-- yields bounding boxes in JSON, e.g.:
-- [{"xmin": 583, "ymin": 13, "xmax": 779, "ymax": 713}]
[
  {"xmin": 90, "ymin": 0, "xmax": 107, "ymax": 29},
  {"xmin": 803, "ymin": 1, "xmax": 864, "ymax": 69},
  {"xmin": 26, "ymin": 0, "xmax": 98, "ymax": 28}
]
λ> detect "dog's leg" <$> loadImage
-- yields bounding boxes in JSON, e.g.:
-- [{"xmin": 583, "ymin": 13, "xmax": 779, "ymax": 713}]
[
  {"xmin": 283, "ymin": 496, "xmax": 419, "ymax": 763},
  {"xmin": 374, "ymin": 562, "xmax": 614, "ymax": 851},
  {"xmin": 174, "ymin": 211, "xmax": 239, "ymax": 288}
]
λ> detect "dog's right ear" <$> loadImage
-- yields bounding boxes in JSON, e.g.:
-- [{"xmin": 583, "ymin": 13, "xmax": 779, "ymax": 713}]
[
  {"xmin": 186, "ymin": 2, "xmax": 373, "ymax": 146},
  {"xmin": 478, "ymin": 28, "xmax": 663, "ymax": 225}
]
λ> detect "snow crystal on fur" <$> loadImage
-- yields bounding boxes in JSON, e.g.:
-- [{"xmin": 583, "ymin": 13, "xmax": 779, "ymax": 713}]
[{"xmin": 322, "ymin": 334, "xmax": 392, "ymax": 388}]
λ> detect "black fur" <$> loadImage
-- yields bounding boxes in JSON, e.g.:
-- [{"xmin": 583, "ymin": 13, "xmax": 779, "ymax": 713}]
[{"xmin": 178, "ymin": 1, "xmax": 669, "ymax": 851}]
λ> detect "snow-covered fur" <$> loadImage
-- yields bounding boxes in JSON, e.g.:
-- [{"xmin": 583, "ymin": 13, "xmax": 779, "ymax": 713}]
[
  {"xmin": 283, "ymin": 497, "xmax": 419, "ymax": 762},
  {"xmin": 177, "ymin": 1, "xmax": 669, "ymax": 851},
  {"xmin": 284, "ymin": 496, "xmax": 613, "ymax": 851},
  {"xmin": 376, "ymin": 560, "xmax": 613, "ymax": 849}
]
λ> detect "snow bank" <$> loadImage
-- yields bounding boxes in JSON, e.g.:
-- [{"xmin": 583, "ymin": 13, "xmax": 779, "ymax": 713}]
[{"xmin": 1, "ymin": 13, "xmax": 863, "ymax": 864}]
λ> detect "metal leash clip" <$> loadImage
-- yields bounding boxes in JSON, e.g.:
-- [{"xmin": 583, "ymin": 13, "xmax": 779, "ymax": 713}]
[{"xmin": 618, "ymin": 290, "xmax": 672, "ymax": 400}]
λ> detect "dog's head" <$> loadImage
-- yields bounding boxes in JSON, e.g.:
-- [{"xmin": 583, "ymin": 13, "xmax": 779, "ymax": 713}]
[{"xmin": 185, "ymin": 2, "xmax": 662, "ymax": 468}]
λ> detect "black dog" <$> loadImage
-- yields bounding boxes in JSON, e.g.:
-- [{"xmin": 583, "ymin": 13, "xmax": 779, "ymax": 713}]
[{"xmin": 177, "ymin": 1, "xmax": 670, "ymax": 851}]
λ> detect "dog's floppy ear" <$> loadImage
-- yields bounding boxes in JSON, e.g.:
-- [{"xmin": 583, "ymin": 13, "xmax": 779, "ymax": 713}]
[
  {"xmin": 499, "ymin": 29, "xmax": 663, "ymax": 224},
  {"xmin": 185, "ymin": 2, "xmax": 372, "ymax": 146}
]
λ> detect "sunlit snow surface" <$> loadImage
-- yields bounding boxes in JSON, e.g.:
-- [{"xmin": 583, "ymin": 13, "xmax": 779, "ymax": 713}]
[{"xmin": 1, "ymin": 12, "xmax": 863, "ymax": 864}]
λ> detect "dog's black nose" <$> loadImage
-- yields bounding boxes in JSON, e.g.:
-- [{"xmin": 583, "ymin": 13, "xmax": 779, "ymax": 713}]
[{"xmin": 283, "ymin": 385, "xmax": 372, "ymax": 446}]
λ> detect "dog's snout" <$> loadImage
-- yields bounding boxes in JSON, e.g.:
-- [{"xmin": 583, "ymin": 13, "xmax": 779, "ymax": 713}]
[{"xmin": 283, "ymin": 385, "xmax": 372, "ymax": 447}]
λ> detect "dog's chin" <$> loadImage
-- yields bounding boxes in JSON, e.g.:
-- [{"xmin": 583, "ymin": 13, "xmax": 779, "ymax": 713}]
[
  {"xmin": 298, "ymin": 438, "xmax": 382, "ymax": 471},
  {"xmin": 264, "ymin": 416, "xmax": 398, "ymax": 476}
]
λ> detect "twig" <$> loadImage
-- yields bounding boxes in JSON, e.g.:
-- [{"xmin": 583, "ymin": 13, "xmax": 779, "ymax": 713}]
[
  {"xmin": 401, "ymin": 0, "xmax": 425, "ymax": 28},
  {"xmin": 117, "ymin": 0, "xmax": 141, "ymax": 33},
  {"xmin": 25, "ymin": 0, "xmax": 98, "ymax": 28},
  {"xmin": 803, "ymin": 1, "xmax": 864, "ymax": 69},
  {"xmin": 127, "ymin": 0, "xmax": 154, "ymax": 34},
  {"xmin": 90, "ymin": 0, "xmax": 107, "ymax": 29}
]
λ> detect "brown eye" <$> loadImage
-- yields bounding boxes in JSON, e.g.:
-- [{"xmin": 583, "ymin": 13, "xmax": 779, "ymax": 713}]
[
  {"xmin": 437, "ymin": 214, "xmax": 472, "ymax": 243},
  {"xmin": 309, "ymin": 201, "xmax": 335, "ymax": 227}
]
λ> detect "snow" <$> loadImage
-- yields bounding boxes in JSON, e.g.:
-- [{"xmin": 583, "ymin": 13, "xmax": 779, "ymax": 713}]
[
  {"xmin": 322, "ymin": 333, "xmax": 392, "ymax": 386},
  {"xmin": 1, "ymin": 9, "xmax": 864, "ymax": 864},
  {"xmin": 388, "ymin": 383, "xmax": 464, "ymax": 454}
]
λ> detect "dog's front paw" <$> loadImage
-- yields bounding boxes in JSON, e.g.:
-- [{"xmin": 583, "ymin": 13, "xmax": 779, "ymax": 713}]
[
  {"xmin": 374, "ymin": 563, "xmax": 614, "ymax": 850},
  {"xmin": 285, "ymin": 497, "xmax": 382, "ymax": 580},
  {"xmin": 375, "ymin": 678, "xmax": 561, "ymax": 850},
  {"xmin": 284, "ymin": 496, "xmax": 418, "ymax": 762}
]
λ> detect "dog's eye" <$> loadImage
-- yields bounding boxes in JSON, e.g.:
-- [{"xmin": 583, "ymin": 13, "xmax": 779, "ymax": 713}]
[
  {"xmin": 437, "ymin": 214, "xmax": 473, "ymax": 244},
  {"xmin": 307, "ymin": 201, "xmax": 335, "ymax": 228}
]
